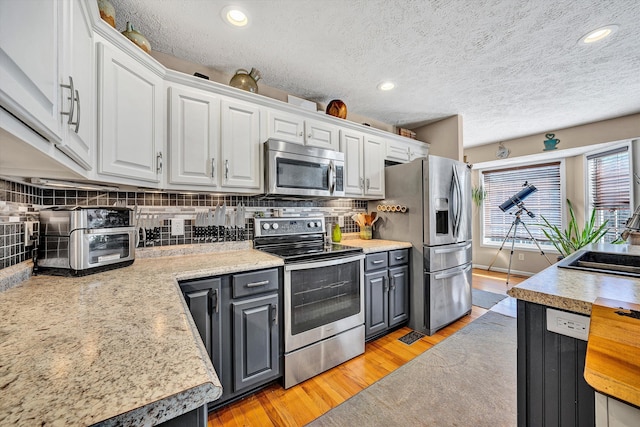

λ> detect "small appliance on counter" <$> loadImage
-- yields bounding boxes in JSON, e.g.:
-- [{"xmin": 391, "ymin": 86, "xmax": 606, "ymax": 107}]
[{"xmin": 36, "ymin": 206, "xmax": 136, "ymax": 276}]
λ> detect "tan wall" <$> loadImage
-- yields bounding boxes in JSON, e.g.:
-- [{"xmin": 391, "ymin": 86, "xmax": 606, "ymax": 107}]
[
  {"xmin": 464, "ymin": 113, "xmax": 640, "ymax": 164},
  {"xmin": 412, "ymin": 115, "xmax": 463, "ymax": 161},
  {"xmin": 151, "ymin": 51, "xmax": 395, "ymax": 134},
  {"xmin": 468, "ymin": 114, "xmax": 640, "ymax": 276}
]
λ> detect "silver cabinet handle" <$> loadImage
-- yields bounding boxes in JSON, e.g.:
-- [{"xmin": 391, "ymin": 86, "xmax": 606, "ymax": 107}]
[
  {"xmin": 390, "ymin": 276, "xmax": 396, "ymax": 290},
  {"xmin": 225, "ymin": 159, "xmax": 229, "ymax": 180},
  {"xmin": 156, "ymin": 152, "xmax": 163, "ymax": 174},
  {"xmin": 359, "ymin": 177, "xmax": 364, "ymax": 189},
  {"xmin": 395, "ymin": 256, "xmax": 405, "ymax": 260},
  {"xmin": 383, "ymin": 276, "xmax": 389, "ymax": 292},
  {"xmin": 299, "ymin": 131, "xmax": 303, "ymax": 136},
  {"xmin": 366, "ymin": 178, "xmax": 370, "ymax": 190},
  {"xmin": 246, "ymin": 280, "xmax": 269, "ymax": 288},
  {"xmin": 307, "ymin": 133, "xmax": 312, "ymax": 139},
  {"xmin": 208, "ymin": 288, "xmax": 219, "ymax": 314},
  {"xmin": 72, "ymin": 89, "xmax": 80, "ymax": 133},
  {"xmin": 211, "ymin": 158, "xmax": 215, "ymax": 178},
  {"xmin": 272, "ymin": 303, "xmax": 278, "ymax": 325},
  {"xmin": 60, "ymin": 76, "xmax": 75, "ymax": 126},
  {"xmin": 372, "ymin": 259, "xmax": 384, "ymax": 264}
]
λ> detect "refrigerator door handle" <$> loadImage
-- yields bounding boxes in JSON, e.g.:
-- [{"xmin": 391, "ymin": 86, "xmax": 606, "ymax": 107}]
[
  {"xmin": 434, "ymin": 264, "xmax": 471, "ymax": 280},
  {"xmin": 433, "ymin": 243, "xmax": 472, "ymax": 254},
  {"xmin": 451, "ymin": 165, "xmax": 462, "ymax": 238}
]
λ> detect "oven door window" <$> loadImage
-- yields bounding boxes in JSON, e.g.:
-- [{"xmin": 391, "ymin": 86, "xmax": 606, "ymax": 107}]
[
  {"xmin": 276, "ymin": 158, "xmax": 329, "ymax": 191},
  {"xmin": 290, "ymin": 259, "xmax": 361, "ymax": 335},
  {"xmin": 86, "ymin": 233, "xmax": 130, "ymax": 264}
]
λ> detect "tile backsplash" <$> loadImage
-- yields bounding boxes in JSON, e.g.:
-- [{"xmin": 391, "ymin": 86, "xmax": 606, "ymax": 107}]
[{"xmin": 0, "ymin": 178, "xmax": 367, "ymax": 270}]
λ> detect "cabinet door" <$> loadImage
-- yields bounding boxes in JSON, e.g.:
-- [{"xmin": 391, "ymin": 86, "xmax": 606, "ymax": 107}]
[
  {"xmin": 220, "ymin": 99, "xmax": 261, "ymax": 189},
  {"xmin": 409, "ymin": 140, "xmax": 429, "ymax": 160},
  {"xmin": 340, "ymin": 129, "xmax": 364, "ymax": 196},
  {"xmin": 364, "ymin": 134, "xmax": 385, "ymax": 197},
  {"xmin": 386, "ymin": 139, "xmax": 411, "ymax": 163},
  {"xmin": 388, "ymin": 265, "xmax": 409, "ymax": 327},
  {"xmin": 305, "ymin": 118, "xmax": 339, "ymax": 151},
  {"xmin": 97, "ymin": 42, "xmax": 163, "ymax": 183},
  {"xmin": 181, "ymin": 278, "xmax": 223, "ymax": 374},
  {"xmin": 58, "ymin": 0, "xmax": 94, "ymax": 170},
  {"xmin": 168, "ymin": 85, "xmax": 220, "ymax": 186},
  {"xmin": 232, "ymin": 294, "xmax": 279, "ymax": 392},
  {"xmin": 0, "ymin": 0, "xmax": 62, "ymax": 142},
  {"xmin": 266, "ymin": 109, "xmax": 304, "ymax": 145},
  {"xmin": 365, "ymin": 270, "xmax": 389, "ymax": 338}
]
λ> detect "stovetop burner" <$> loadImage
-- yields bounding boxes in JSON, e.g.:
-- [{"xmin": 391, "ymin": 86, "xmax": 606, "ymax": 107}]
[{"xmin": 253, "ymin": 216, "xmax": 362, "ymax": 262}]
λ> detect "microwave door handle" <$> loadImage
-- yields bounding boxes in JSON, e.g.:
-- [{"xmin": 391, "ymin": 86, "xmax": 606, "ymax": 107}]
[{"xmin": 329, "ymin": 160, "xmax": 335, "ymax": 194}]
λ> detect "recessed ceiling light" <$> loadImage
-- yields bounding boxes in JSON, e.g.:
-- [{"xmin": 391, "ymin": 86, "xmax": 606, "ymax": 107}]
[
  {"xmin": 579, "ymin": 25, "xmax": 618, "ymax": 44},
  {"xmin": 378, "ymin": 81, "xmax": 395, "ymax": 91},
  {"xmin": 222, "ymin": 6, "xmax": 249, "ymax": 27}
]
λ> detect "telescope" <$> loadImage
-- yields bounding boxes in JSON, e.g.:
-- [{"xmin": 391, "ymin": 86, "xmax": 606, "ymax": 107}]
[{"xmin": 499, "ymin": 183, "xmax": 537, "ymax": 213}]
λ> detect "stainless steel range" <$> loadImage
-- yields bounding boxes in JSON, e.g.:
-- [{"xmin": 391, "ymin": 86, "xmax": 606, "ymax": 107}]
[{"xmin": 253, "ymin": 216, "xmax": 365, "ymax": 388}]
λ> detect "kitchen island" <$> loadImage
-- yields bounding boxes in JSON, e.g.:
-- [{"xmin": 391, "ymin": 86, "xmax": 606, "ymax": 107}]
[
  {"xmin": 507, "ymin": 243, "xmax": 640, "ymax": 427},
  {"xmin": 0, "ymin": 245, "xmax": 283, "ymax": 426}
]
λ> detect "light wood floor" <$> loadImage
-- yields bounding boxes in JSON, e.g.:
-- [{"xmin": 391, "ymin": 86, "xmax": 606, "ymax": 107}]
[{"xmin": 207, "ymin": 268, "xmax": 526, "ymax": 426}]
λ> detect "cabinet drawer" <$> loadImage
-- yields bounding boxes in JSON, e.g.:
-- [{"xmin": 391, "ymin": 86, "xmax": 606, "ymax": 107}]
[
  {"xmin": 388, "ymin": 249, "xmax": 409, "ymax": 266},
  {"xmin": 232, "ymin": 268, "xmax": 279, "ymax": 298},
  {"xmin": 365, "ymin": 252, "xmax": 388, "ymax": 271}
]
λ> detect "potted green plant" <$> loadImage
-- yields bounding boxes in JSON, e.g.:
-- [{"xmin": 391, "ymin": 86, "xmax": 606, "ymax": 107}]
[
  {"xmin": 472, "ymin": 185, "xmax": 487, "ymax": 207},
  {"xmin": 539, "ymin": 199, "xmax": 609, "ymax": 258}
]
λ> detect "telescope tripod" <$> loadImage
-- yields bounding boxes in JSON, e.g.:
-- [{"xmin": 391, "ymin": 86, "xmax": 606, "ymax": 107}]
[{"xmin": 488, "ymin": 206, "xmax": 552, "ymax": 285}]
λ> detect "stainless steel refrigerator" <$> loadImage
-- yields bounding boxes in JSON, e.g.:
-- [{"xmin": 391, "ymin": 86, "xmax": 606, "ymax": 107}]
[{"xmin": 370, "ymin": 155, "xmax": 472, "ymax": 335}]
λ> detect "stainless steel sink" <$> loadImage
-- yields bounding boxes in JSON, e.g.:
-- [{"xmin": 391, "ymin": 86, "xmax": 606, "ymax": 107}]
[{"xmin": 557, "ymin": 250, "xmax": 640, "ymax": 278}]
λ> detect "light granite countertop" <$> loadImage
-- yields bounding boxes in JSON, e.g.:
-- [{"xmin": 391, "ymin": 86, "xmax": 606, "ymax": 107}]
[
  {"xmin": 0, "ymin": 244, "xmax": 283, "ymax": 426},
  {"xmin": 507, "ymin": 243, "xmax": 640, "ymax": 314},
  {"xmin": 341, "ymin": 235, "xmax": 412, "ymax": 253}
]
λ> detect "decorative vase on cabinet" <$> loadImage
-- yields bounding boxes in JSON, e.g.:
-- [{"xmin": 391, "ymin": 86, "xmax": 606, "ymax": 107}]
[
  {"xmin": 121, "ymin": 22, "xmax": 151, "ymax": 54},
  {"xmin": 97, "ymin": 0, "xmax": 116, "ymax": 28},
  {"xmin": 229, "ymin": 68, "xmax": 261, "ymax": 93}
]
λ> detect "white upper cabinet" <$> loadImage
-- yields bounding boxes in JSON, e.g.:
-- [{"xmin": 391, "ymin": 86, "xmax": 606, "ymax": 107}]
[
  {"xmin": 168, "ymin": 84, "xmax": 220, "ymax": 187},
  {"xmin": 97, "ymin": 39, "xmax": 164, "ymax": 184},
  {"xmin": 363, "ymin": 134, "xmax": 385, "ymax": 198},
  {"xmin": 386, "ymin": 136, "xmax": 429, "ymax": 163},
  {"xmin": 267, "ymin": 109, "xmax": 339, "ymax": 150},
  {"xmin": 267, "ymin": 110, "xmax": 305, "ymax": 145},
  {"xmin": 340, "ymin": 129, "xmax": 385, "ymax": 198},
  {"xmin": 220, "ymin": 98, "xmax": 261, "ymax": 190},
  {"xmin": 58, "ymin": 0, "xmax": 95, "ymax": 170},
  {"xmin": 0, "ymin": 0, "xmax": 94, "ymax": 170}
]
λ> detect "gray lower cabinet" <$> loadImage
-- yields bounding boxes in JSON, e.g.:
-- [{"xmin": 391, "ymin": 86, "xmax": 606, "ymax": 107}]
[
  {"xmin": 180, "ymin": 267, "xmax": 281, "ymax": 411},
  {"xmin": 364, "ymin": 249, "xmax": 409, "ymax": 340},
  {"xmin": 517, "ymin": 300, "xmax": 595, "ymax": 427}
]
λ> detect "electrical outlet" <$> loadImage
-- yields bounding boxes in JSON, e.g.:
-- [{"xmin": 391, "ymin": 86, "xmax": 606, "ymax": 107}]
[
  {"xmin": 546, "ymin": 308, "xmax": 590, "ymax": 341},
  {"xmin": 171, "ymin": 218, "xmax": 185, "ymax": 236},
  {"xmin": 338, "ymin": 215, "xmax": 345, "ymax": 227},
  {"xmin": 24, "ymin": 221, "xmax": 38, "ymax": 246},
  {"xmin": 518, "ymin": 253, "xmax": 524, "ymax": 261}
]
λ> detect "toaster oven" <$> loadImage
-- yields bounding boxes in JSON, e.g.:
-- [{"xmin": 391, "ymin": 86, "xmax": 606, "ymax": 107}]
[{"xmin": 37, "ymin": 206, "xmax": 136, "ymax": 275}]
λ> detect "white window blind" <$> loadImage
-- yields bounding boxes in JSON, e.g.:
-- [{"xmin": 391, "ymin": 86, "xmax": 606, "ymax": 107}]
[
  {"xmin": 482, "ymin": 162, "xmax": 561, "ymax": 247},
  {"xmin": 587, "ymin": 146, "xmax": 630, "ymax": 242}
]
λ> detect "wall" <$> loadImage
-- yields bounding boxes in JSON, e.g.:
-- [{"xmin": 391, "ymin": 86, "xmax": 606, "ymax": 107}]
[
  {"xmin": 412, "ymin": 115, "xmax": 464, "ymax": 161},
  {"xmin": 0, "ymin": 178, "xmax": 367, "ymax": 272},
  {"xmin": 151, "ymin": 51, "xmax": 396, "ymax": 134},
  {"xmin": 465, "ymin": 113, "xmax": 640, "ymax": 164},
  {"xmin": 466, "ymin": 114, "xmax": 640, "ymax": 276}
]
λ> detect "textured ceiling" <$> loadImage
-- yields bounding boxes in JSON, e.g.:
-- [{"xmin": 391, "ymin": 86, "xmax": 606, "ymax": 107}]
[{"xmin": 109, "ymin": 0, "xmax": 640, "ymax": 147}]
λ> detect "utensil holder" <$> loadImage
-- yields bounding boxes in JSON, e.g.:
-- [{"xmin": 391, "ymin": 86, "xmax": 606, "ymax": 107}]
[{"xmin": 359, "ymin": 225, "xmax": 372, "ymax": 240}]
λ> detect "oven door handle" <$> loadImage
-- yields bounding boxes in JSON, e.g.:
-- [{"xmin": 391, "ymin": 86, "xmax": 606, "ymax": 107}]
[
  {"xmin": 284, "ymin": 253, "xmax": 365, "ymax": 271},
  {"xmin": 83, "ymin": 227, "xmax": 137, "ymax": 235}
]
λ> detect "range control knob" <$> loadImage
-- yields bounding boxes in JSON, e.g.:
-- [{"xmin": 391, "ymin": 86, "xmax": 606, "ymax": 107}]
[
  {"xmin": 307, "ymin": 222, "xmax": 313, "ymax": 228},
  {"xmin": 315, "ymin": 221, "xmax": 322, "ymax": 228},
  {"xmin": 272, "ymin": 223, "xmax": 279, "ymax": 230},
  {"xmin": 262, "ymin": 223, "xmax": 271, "ymax": 230}
]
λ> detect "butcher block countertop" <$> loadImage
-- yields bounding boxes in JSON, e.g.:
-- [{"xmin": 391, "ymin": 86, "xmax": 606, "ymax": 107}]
[
  {"xmin": 341, "ymin": 235, "xmax": 412, "ymax": 253},
  {"xmin": 507, "ymin": 243, "xmax": 640, "ymax": 315},
  {"xmin": 584, "ymin": 297, "xmax": 640, "ymax": 408},
  {"xmin": 0, "ymin": 245, "xmax": 283, "ymax": 426}
]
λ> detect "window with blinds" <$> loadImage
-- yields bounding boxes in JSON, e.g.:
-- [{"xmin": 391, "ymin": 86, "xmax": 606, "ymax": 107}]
[
  {"xmin": 481, "ymin": 162, "xmax": 562, "ymax": 248},
  {"xmin": 587, "ymin": 146, "xmax": 631, "ymax": 242}
]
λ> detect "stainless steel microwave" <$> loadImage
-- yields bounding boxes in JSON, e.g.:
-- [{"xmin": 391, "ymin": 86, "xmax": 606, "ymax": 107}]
[{"xmin": 264, "ymin": 139, "xmax": 345, "ymax": 197}]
